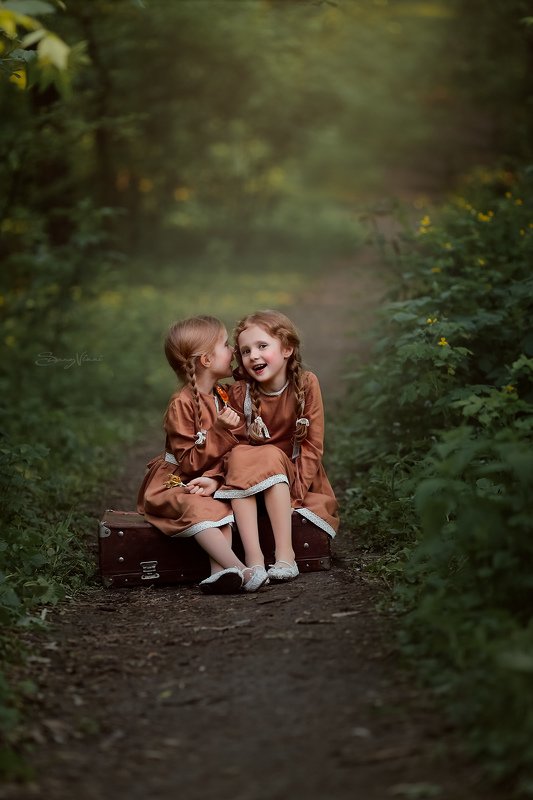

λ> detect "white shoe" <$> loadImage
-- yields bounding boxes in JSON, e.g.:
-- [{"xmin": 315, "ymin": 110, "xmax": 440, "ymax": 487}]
[
  {"xmin": 243, "ymin": 565, "xmax": 269, "ymax": 593},
  {"xmin": 267, "ymin": 560, "xmax": 299, "ymax": 581},
  {"xmin": 200, "ymin": 567, "xmax": 243, "ymax": 594}
]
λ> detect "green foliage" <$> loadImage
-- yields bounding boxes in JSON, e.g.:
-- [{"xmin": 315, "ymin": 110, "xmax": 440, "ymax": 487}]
[
  {"xmin": 0, "ymin": 0, "xmax": 82, "ymax": 91},
  {"xmin": 2, "ymin": 0, "xmax": 533, "ymax": 783},
  {"xmin": 333, "ymin": 168, "xmax": 533, "ymax": 793}
]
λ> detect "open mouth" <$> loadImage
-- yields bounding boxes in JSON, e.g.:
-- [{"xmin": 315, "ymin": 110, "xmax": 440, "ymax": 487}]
[{"xmin": 252, "ymin": 363, "xmax": 267, "ymax": 375}]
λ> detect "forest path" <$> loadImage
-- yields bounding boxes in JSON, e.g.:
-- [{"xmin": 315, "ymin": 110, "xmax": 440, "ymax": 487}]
[{"xmin": 2, "ymin": 236, "xmax": 508, "ymax": 800}]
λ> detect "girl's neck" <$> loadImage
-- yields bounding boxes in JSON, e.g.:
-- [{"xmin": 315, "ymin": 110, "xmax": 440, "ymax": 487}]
[
  {"xmin": 258, "ymin": 369, "xmax": 289, "ymax": 394},
  {"xmin": 259, "ymin": 378, "xmax": 290, "ymax": 396},
  {"xmin": 195, "ymin": 372, "xmax": 217, "ymax": 395}
]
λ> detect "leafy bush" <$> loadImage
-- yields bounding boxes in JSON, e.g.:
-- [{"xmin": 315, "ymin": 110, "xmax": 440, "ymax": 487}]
[{"xmin": 334, "ymin": 166, "xmax": 533, "ymax": 794}]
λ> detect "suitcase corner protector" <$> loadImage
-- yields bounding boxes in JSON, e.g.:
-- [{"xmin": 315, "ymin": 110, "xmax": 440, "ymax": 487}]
[{"xmin": 99, "ymin": 522, "xmax": 111, "ymax": 538}]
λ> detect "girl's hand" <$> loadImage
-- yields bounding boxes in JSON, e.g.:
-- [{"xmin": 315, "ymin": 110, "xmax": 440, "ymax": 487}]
[
  {"xmin": 216, "ymin": 406, "xmax": 241, "ymax": 430},
  {"xmin": 185, "ymin": 477, "xmax": 219, "ymax": 496}
]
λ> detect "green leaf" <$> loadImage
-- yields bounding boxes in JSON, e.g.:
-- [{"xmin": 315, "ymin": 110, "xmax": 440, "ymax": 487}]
[
  {"xmin": 8, "ymin": 46, "xmax": 37, "ymax": 61},
  {"xmin": 497, "ymin": 651, "xmax": 533, "ymax": 673},
  {"xmin": 3, "ymin": 1, "xmax": 55, "ymax": 14},
  {"xmin": 20, "ymin": 28, "xmax": 46, "ymax": 48},
  {"xmin": 37, "ymin": 31, "xmax": 69, "ymax": 69}
]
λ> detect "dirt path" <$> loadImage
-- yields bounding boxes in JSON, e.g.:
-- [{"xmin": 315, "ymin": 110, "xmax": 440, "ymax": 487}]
[{"xmin": 1, "ymin": 245, "xmax": 511, "ymax": 800}]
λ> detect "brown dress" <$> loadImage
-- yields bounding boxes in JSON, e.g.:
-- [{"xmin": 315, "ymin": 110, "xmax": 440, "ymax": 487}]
[
  {"xmin": 214, "ymin": 372, "xmax": 339, "ymax": 538},
  {"xmin": 137, "ymin": 386, "xmax": 238, "ymax": 537}
]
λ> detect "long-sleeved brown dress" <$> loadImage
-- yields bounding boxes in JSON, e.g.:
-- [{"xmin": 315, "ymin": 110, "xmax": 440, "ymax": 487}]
[
  {"xmin": 214, "ymin": 372, "xmax": 339, "ymax": 538},
  {"xmin": 137, "ymin": 386, "xmax": 237, "ymax": 537}
]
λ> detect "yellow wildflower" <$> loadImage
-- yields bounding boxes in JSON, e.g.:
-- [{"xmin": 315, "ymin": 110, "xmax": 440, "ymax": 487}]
[
  {"xmin": 477, "ymin": 258, "xmax": 486, "ymax": 266},
  {"xmin": 443, "ymin": 242, "xmax": 453, "ymax": 250},
  {"xmin": 138, "ymin": 178, "xmax": 154, "ymax": 193},
  {"xmin": 477, "ymin": 212, "xmax": 491, "ymax": 222},
  {"xmin": 488, "ymin": 210, "xmax": 494, "ymax": 217},
  {"xmin": 505, "ymin": 191, "xmax": 512, "ymax": 199},
  {"xmin": 163, "ymin": 474, "xmax": 186, "ymax": 489},
  {"xmin": 437, "ymin": 337, "xmax": 449, "ymax": 347},
  {"xmin": 520, "ymin": 229, "xmax": 526, "ymax": 236},
  {"xmin": 417, "ymin": 215, "xmax": 432, "ymax": 234},
  {"xmin": 174, "ymin": 187, "xmax": 191, "ymax": 202},
  {"xmin": 426, "ymin": 317, "xmax": 438, "ymax": 325},
  {"xmin": 115, "ymin": 171, "xmax": 130, "ymax": 191},
  {"xmin": 515, "ymin": 198, "xmax": 523, "ymax": 206},
  {"xmin": 431, "ymin": 267, "xmax": 441, "ymax": 274},
  {"xmin": 9, "ymin": 69, "xmax": 26, "ymax": 91},
  {"xmin": 504, "ymin": 385, "xmax": 516, "ymax": 394}
]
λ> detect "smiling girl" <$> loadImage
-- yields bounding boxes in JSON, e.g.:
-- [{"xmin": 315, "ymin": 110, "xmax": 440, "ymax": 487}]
[{"xmin": 214, "ymin": 310, "xmax": 339, "ymax": 583}]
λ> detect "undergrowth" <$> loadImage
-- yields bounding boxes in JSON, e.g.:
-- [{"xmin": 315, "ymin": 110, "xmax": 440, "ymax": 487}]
[{"xmin": 332, "ymin": 165, "xmax": 533, "ymax": 795}]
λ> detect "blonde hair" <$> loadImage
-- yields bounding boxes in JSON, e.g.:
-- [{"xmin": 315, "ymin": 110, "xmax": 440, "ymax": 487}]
[
  {"xmin": 164, "ymin": 315, "xmax": 225, "ymax": 439},
  {"xmin": 233, "ymin": 310, "xmax": 308, "ymax": 445}
]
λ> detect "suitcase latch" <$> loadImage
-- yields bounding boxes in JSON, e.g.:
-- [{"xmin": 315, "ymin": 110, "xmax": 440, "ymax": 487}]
[{"xmin": 140, "ymin": 560, "xmax": 160, "ymax": 580}]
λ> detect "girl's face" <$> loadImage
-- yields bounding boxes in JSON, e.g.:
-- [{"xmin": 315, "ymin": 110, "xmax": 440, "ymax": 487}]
[
  {"xmin": 207, "ymin": 328, "xmax": 234, "ymax": 379},
  {"xmin": 238, "ymin": 324, "xmax": 293, "ymax": 392}
]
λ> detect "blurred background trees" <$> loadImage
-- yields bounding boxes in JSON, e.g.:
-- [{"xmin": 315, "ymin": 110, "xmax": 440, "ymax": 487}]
[
  {"xmin": 4, "ymin": 0, "xmax": 531, "ymax": 266},
  {"xmin": 1, "ymin": 0, "xmax": 532, "ymax": 784}
]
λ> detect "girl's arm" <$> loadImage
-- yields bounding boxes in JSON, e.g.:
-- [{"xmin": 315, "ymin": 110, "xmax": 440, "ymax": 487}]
[
  {"xmin": 165, "ymin": 392, "xmax": 240, "ymax": 479},
  {"xmin": 292, "ymin": 372, "xmax": 325, "ymax": 504},
  {"xmin": 226, "ymin": 381, "xmax": 248, "ymax": 443}
]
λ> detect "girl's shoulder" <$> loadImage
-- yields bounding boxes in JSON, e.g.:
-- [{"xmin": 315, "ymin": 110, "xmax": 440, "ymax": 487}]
[
  {"xmin": 302, "ymin": 370, "xmax": 320, "ymax": 391},
  {"xmin": 164, "ymin": 386, "xmax": 195, "ymax": 418},
  {"xmin": 168, "ymin": 385, "xmax": 191, "ymax": 404},
  {"xmin": 228, "ymin": 379, "xmax": 248, "ymax": 406}
]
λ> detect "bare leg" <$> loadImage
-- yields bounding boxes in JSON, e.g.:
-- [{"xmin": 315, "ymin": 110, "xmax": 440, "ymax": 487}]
[
  {"xmin": 195, "ymin": 526, "xmax": 249, "ymax": 575},
  {"xmin": 232, "ymin": 496, "xmax": 265, "ymax": 567},
  {"xmin": 206, "ymin": 524, "xmax": 233, "ymax": 575},
  {"xmin": 264, "ymin": 482, "xmax": 295, "ymax": 564}
]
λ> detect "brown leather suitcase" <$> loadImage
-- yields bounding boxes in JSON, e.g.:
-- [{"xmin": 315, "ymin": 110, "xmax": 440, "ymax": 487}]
[{"xmin": 98, "ymin": 509, "xmax": 331, "ymax": 588}]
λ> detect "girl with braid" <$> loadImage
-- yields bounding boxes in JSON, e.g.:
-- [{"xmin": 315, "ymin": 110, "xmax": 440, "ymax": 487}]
[
  {"xmin": 137, "ymin": 315, "xmax": 267, "ymax": 594},
  {"xmin": 215, "ymin": 310, "xmax": 338, "ymax": 582}
]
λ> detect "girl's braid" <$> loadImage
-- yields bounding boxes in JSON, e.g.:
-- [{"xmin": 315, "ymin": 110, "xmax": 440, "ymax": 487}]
[
  {"xmin": 184, "ymin": 356, "xmax": 204, "ymax": 437},
  {"xmin": 164, "ymin": 315, "xmax": 224, "ymax": 449},
  {"xmin": 290, "ymin": 360, "xmax": 308, "ymax": 443},
  {"xmin": 248, "ymin": 381, "xmax": 264, "ymax": 442}
]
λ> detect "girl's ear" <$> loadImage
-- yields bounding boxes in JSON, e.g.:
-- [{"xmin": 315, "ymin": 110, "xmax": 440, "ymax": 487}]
[
  {"xmin": 282, "ymin": 346, "xmax": 294, "ymax": 359},
  {"xmin": 199, "ymin": 353, "xmax": 210, "ymax": 368}
]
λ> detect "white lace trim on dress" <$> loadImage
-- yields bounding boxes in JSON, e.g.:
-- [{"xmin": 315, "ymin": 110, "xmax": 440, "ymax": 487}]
[
  {"xmin": 244, "ymin": 383, "xmax": 252, "ymax": 429},
  {"xmin": 214, "ymin": 474, "xmax": 289, "ymax": 499},
  {"xmin": 293, "ymin": 507, "xmax": 336, "ymax": 539},
  {"xmin": 170, "ymin": 513, "xmax": 235, "ymax": 538}
]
